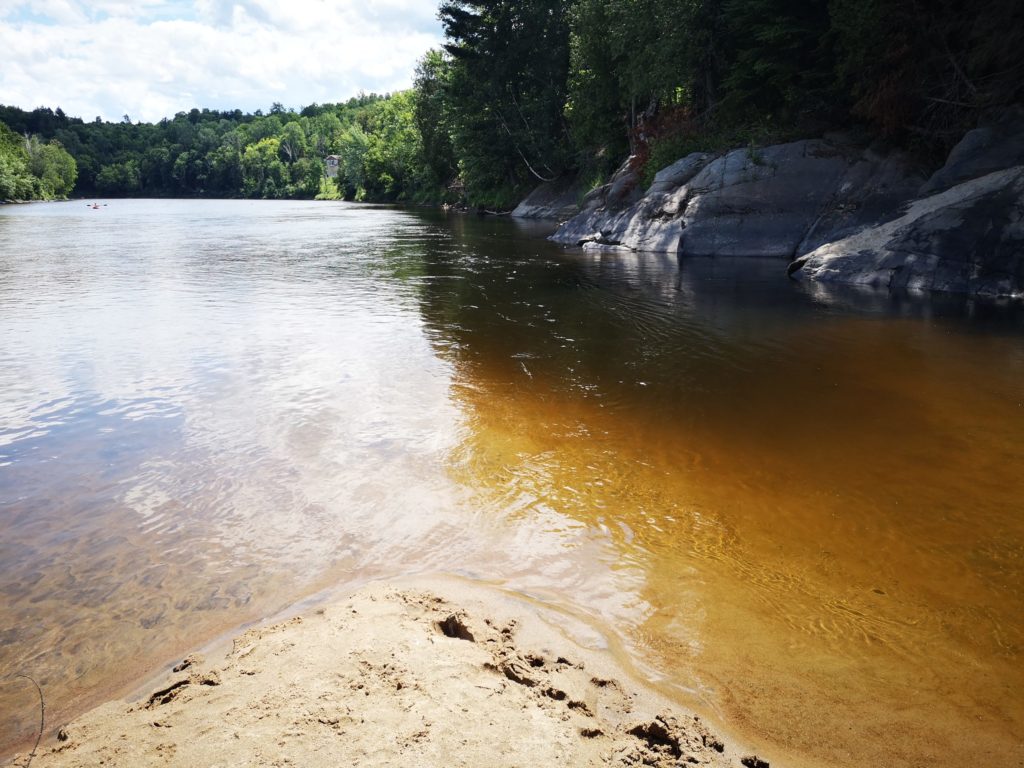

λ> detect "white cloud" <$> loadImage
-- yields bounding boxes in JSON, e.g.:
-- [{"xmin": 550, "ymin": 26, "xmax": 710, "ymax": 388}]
[{"xmin": 0, "ymin": 0, "xmax": 443, "ymax": 122}]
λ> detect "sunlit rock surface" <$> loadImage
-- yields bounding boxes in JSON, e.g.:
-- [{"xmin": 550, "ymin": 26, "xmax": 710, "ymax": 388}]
[
  {"xmin": 548, "ymin": 138, "xmax": 921, "ymax": 259},
  {"xmin": 789, "ymin": 166, "xmax": 1024, "ymax": 298},
  {"xmin": 539, "ymin": 110, "xmax": 1024, "ymax": 297}
]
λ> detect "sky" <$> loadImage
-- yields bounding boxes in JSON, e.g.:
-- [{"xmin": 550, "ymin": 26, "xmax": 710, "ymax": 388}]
[{"xmin": 0, "ymin": 0, "xmax": 445, "ymax": 123}]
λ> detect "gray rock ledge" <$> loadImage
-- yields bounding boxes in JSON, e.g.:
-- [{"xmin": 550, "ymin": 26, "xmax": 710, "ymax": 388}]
[{"xmin": 788, "ymin": 166, "xmax": 1024, "ymax": 298}]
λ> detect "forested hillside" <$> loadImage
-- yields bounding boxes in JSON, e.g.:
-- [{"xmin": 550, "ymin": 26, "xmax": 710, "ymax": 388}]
[
  {"xmin": 3, "ymin": 0, "xmax": 1021, "ymax": 205},
  {"xmin": 0, "ymin": 120, "xmax": 77, "ymax": 201},
  {"xmin": 0, "ymin": 96, "xmax": 389, "ymax": 200}
]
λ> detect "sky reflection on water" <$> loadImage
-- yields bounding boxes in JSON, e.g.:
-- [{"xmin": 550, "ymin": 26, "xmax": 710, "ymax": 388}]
[{"xmin": 1, "ymin": 200, "xmax": 1022, "ymax": 767}]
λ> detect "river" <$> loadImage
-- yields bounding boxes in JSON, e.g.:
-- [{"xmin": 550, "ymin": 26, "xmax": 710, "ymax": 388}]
[{"xmin": 1, "ymin": 199, "xmax": 1022, "ymax": 766}]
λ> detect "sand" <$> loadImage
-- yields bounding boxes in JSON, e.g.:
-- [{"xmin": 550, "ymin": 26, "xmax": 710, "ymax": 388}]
[{"xmin": 9, "ymin": 579, "xmax": 769, "ymax": 768}]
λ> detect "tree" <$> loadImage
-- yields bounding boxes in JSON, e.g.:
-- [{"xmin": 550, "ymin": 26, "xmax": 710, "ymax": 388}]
[
  {"xmin": 830, "ymin": 0, "xmax": 1024, "ymax": 151},
  {"xmin": 26, "ymin": 137, "xmax": 77, "ymax": 197},
  {"xmin": 565, "ymin": 0, "xmax": 629, "ymax": 160},
  {"xmin": 718, "ymin": 0, "xmax": 835, "ymax": 122},
  {"xmin": 172, "ymin": 150, "xmax": 197, "ymax": 191},
  {"xmin": 413, "ymin": 50, "xmax": 458, "ymax": 193},
  {"xmin": 309, "ymin": 112, "xmax": 343, "ymax": 156},
  {"xmin": 361, "ymin": 91, "xmax": 426, "ymax": 201},
  {"xmin": 279, "ymin": 120, "xmax": 308, "ymax": 163},
  {"xmin": 0, "ymin": 121, "xmax": 37, "ymax": 200},
  {"xmin": 438, "ymin": 0, "xmax": 573, "ymax": 203},
  {"xmin": 566, "ymin": 0, "xmax": 728, "ymax": 160},
  {"xmin": 242, "ymin": 137, "xmax": 286, "ymax": 197},
  {"xmin": 336, "ymin": 125, "xmax": 369, "ymax": 199},
  {"xmin": 207, "ymin": 144, "xmax": 243, "ymax": 194},
  {"xmin": 288, "ymin": 156, "xmax": 323, "ymax": 198},
  {"xmin": 96, "ymin": 159, "xmax": 141, "ymax": 194},
  {"xmin": 0, "ymin": 122, "xmax": 77, "ymax": 200},
  {"xmin": 140, "ymin": 146, "xmax": 172, "ymax": 191}
]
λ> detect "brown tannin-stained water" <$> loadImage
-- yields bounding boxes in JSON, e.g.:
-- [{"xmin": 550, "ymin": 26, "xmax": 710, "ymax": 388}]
[{"xmin": 0, "ymin": 200, "xmax": 1022, "ymax": 766}]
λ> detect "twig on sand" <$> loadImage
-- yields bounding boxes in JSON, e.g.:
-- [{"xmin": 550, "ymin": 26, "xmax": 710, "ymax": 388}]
[{"xmin": 6, "ymin": 674, "xmax": 45, "ymax": 768}]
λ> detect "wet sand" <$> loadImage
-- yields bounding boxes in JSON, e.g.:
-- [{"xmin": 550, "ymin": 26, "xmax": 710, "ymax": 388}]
[{"xmin": 10, "ymin": 577, "xmax": 767, "ymax": 768}]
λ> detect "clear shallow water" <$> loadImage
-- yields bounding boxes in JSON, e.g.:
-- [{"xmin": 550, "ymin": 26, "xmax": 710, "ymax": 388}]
[{"xmin": 0, "ymin": 199, "xmax": 1022, "ymax": 766}]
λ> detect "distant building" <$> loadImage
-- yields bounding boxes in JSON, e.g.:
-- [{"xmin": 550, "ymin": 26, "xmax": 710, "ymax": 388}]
[{"xmin": 325, "ymin": 155, "xmax": 341, "ymax": 179}]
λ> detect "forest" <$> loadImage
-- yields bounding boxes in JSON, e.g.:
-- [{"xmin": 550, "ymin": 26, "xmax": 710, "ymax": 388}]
[
  {"xmin": 2, "ymin": 0, "xmax": 1021, "ymax": 206},
  {"xmin": 0, "ymin": 119, "xmax": 77, "ymax": 201}
]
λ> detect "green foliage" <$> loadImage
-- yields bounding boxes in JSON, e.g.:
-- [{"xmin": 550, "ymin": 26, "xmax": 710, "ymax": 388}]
[
  {"xmin": 0, "ymin": 96, "xmax": 388, "ymax": 200},
  {"xmin": 314, "ymin": 175, "xmax": 342, "ymax": 200},
  {"xmin": 279, "ymin": 121, "xmax": 308, "ymax": 164},
  {"xmin": 97, "ymin": 159, "xmax": 141, "ymax": 194},
  {"xmin": 3, "ymin": 0, "xmax": 1020, "ymax": 205},
  {"xmin": 0, "ymin": 122, "xmax": 37, "ymax": 200},
  {"xmin": 592, "ymin": 0, "xmax": 700, "ymax": 108},
  {"xmin": 830, "ymin": 0, "xmax": 1024, "ymax": 150},
  {"xmin": 335, "ymin": 125, "xmax": 369, "ymax": 200},
  {"xmin": 438, "ymin": 0, "xmax": 574, "ymax": 205},
  {"xmin": 0, "ymin": 120, "xmax": 77, "ymax": 200},
  {"xmin": 242, "ymin": 138, "xmax": 286, "ymax": 198},
  {"xmin": 565, "ymin": 0, "xmax": 628, "ymax": 163},
  {"xmin": 716, "ymin": 0, "xmax": 836, "ymax": 122},
  {"xmin": 360, "ymin": 92, "xmax": 426, "ymax": 201},
  {"xmin": 566, "ymin": 0, "xmax": 707, "ymax": 162},
  {"xmin": 565, "ymin": 0, "xmax": 1022, "ymax": 178},
  {"xmin": 289, "ymin": 157, "xmax": 323, "ymax": 198},
  {"xmin": 413, "ymin": 50, "xmax": 458, "ymax": 198},
  {"xmin": 26, "ymin": 138, "xmax": 78, "ymax": 197}
]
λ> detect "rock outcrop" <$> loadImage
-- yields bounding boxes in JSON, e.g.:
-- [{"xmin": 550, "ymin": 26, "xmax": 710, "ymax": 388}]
[
  {"xmin": 549, "ymin": 138, "xmax": 923, "ymax": 260},
  {"xmin": 919, "ymin": 106, "xmax": 1024, "ymax": 196},
  {"xmin": 510, "ymin": 176, "xmax": 587, "ymax": 220},
  {"xmin": 537, "ymin": 110, "xmax": 1024, "ymax": 298},
  {"xmin": 788, "ymin": 166, "xmax": 1024, "ymax": 298}
]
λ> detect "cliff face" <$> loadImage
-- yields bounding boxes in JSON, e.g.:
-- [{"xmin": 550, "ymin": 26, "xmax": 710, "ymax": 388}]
[{"xmin": 523, "ymin": 109, "xmax": 1024, "ymax": 298}]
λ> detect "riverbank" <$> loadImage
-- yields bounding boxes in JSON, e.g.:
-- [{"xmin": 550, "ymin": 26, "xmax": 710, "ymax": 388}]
[
  {"xmin": 7, "ymin": 578, "xmax": 767, "ymax": 768},
  {"xmin": 524, "ymin": 107, "xmax": 1024, "ymax": 299}
]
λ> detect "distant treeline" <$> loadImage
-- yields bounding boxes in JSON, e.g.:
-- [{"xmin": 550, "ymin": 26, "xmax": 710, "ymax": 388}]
[
  {"xmin": 3, "ymin": 0, "xmax": 1021, "ymax": 206},
  {"xmin": 0, "ymin": 96, "xmax": 390, "ymax": 201}
]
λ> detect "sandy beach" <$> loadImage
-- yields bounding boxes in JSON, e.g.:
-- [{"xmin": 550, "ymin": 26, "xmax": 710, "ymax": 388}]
[{"xmin": 8, "ymin": 578, "xmax": 769, "ymax": 768}]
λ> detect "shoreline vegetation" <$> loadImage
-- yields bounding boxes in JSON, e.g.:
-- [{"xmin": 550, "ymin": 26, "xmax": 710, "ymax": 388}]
[
  {"xmin": 7, "ymin": 578, "xmax": 771, "ymax": 768},
  {"xmin": 2, "ymin": 1, "xmax": 1021, "ymax": 208}
]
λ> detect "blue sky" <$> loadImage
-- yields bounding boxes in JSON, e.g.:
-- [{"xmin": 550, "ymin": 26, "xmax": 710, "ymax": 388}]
[{"xmin": 0, "ymin": 0, "xmax": 444, "ymax": 122}]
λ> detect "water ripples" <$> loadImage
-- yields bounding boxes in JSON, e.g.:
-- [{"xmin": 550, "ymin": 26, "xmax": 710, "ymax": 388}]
[{"xmin": 1, "ymin": 200, "xmax": 1023, "ymax": 766}]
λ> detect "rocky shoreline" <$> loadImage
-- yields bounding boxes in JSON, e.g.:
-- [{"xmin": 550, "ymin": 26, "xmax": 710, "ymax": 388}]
[{"xmin": 516, "ymin": 109, "xmax": 1024, "ymax": 299}]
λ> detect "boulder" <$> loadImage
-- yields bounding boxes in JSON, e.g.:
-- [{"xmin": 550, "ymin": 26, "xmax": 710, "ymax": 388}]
[
  {"xmin": 549, "ymin": 153, "xmax": 714, "ymax": 252},
  {"xmin": 920, "ymin": 106, "xmax": 1024, "ymax": 195},
  {"xmin": 678, "ymin": 141, "xmax": 851, "ymax": 258},
  {"xmin": 646, "ymin": 153, "xmax": 712, "ymax": 195},
  {"xmin": 605, "ymin": 157, "xmax": 645, "ymax": 208},
  {"xmin": 788, "ymin": 166, "xmax": 1024, "ymax": 298},
  {"xmin": 512, "ymin": 157, "xmax": 647, "ymax": 221},
  {"xmin": 510, "ymin": 176, "xmax": 585, "ymax": 221},
  {"xmin": 796, "ymin": 146, "xmax": 924, "ymax": 253}
]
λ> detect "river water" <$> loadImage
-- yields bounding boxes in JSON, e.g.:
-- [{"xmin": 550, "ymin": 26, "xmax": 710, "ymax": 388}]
[{"xmin": 0, "ymin": 199, "xmax": 1021, "ymax": 766}]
